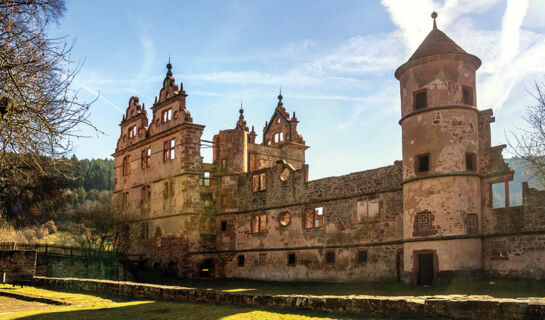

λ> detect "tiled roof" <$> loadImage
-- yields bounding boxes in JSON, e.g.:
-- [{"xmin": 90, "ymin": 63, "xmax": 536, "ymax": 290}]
[{"xmin": 408, "ymin": 28, "xmax": 466, "ymax": 62}]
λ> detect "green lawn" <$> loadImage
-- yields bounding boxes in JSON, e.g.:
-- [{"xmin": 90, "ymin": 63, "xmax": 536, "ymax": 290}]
[
  {"xmin": 0, "ymin": 285, "xmax": 430, "ymax": 320},
  {"xmin": 135, "ymin": 273, "xmax": 545, "ymax": 298}
]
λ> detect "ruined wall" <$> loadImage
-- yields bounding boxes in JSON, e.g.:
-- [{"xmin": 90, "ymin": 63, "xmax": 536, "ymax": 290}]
[
  {"xmin": 188, "ymin": 161, "xmax": 404, "ymax": 281},
  {"xmin": 0, "ymin": 250, "xmax": 36, "ymax": 282},
  {"xmin": 483, "ymin": 185, "xmax": 545, "ymax": 279}
]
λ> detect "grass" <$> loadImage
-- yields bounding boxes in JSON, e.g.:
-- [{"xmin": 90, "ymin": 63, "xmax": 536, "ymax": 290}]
[
  {"xmin": 135, "ymin": 273, "xmax": 545, "ymax": 299},
  {"xmin": 0, "ymin": 285, "xmax": 435, "ymax": 320}
]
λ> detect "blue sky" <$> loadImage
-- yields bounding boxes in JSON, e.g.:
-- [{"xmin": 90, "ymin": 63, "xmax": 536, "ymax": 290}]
[{"xmin": 55, "ymin": 0, "xmax": 545, "ymax": 180}]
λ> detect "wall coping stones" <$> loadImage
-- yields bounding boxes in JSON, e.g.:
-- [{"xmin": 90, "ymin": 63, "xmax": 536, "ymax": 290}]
[{"xmin": 32, "ymin": 276, "xmax": 545, "ymax": 320}]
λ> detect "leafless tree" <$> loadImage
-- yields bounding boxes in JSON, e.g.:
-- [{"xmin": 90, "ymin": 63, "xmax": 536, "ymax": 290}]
[
  {"xmin": 0, "ymin": 0, "xmax": 96, "ymax": 220},
  {"xmin": 509, "ymin": 79, "xmax": 545, "ymax": 187}
]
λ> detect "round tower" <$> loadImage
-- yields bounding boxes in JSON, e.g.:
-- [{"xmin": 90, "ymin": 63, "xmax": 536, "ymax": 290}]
[{"xmin": 396, "ymin": 13, "xmax": 483, "ymax": 285}]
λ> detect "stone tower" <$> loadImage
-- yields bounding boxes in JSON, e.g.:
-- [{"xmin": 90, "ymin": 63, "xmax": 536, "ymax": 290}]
[{"xmin": 396, "ymin": 13, "xmax": 483, "ymax": 285}]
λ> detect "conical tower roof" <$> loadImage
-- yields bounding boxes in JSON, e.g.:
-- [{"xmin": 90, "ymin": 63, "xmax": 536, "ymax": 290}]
[
  {"xmin": 395, "ymin": 12, "xmax": 481, "ymax": 79},
  {"xmin": 407, "ymin": 28, "xmax": 466, "ymax": 62}
]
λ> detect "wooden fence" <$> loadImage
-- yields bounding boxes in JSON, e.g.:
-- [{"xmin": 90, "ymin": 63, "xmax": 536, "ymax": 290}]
[{"xmin": 0, "ymin": 242, "xmax": 117, "ymax": 259}]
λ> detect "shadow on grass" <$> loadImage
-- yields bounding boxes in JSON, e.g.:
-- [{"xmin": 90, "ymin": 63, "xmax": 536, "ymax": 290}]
[
  {"xmin": 133, "ymin": 272, "xmax": 545, "ymax": 298},
  {"xmin": 13, "ymin": 299, "xmax": 433, "ymax": 320}
]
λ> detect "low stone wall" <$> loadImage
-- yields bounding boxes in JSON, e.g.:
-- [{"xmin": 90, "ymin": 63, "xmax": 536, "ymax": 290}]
[
  {"xmin": 0, "ymin": 250, "xmax": 36, "ymax": 283},
  {"xmin": 33, "ymin": 276, "xmax": 545, "ymax": 320}
]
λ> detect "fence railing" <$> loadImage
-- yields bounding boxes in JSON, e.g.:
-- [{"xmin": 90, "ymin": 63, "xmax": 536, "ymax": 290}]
[{"xmin": 0, "ymin": 242, "xmax": 117, "ymax": 259}]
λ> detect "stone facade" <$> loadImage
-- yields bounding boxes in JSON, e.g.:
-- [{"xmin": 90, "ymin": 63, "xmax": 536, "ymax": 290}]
[{"xmin": 113, "ymin": 17, "xmax": 545, "ymax": 285}]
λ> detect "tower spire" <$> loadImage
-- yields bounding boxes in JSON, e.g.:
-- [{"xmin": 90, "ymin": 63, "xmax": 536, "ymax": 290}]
[
  {"xmin": 166, "ymin": 55, "xmax": 173, "ymax": 77},
  {"xmin": 236, "ymin": 101, "xmax": 249, "ymax": 131},
  {"xmin": 431, "ymin": 11, "xmax": 438, "ymax": 30}
]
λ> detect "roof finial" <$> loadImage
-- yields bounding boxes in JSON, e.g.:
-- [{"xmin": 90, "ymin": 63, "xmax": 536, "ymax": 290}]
[
  {"xmin": 166, "ymin": 54, "xmax": 173, "ymax": 77},
  {"xmin": 239, "ymin": 100, "xmax": 244, "ymax": 117},
  {"xmin": 278, "ymin": 87, "xmax": 283, "ymax": 104},
  {"xmin": 431, "ymin": 11, "xmax": 438, "ymax": 30}
]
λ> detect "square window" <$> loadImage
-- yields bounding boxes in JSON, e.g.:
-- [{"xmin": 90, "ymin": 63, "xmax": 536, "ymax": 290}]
[
  {"xmin": 325, "ymin": 251, "xmax": 335, "ymax": 264},
  {"xmin": 466, "ymin": 153, "xmax": 476, "ymax": 172},
  {"xmin": 221, "ymin": 221, "xmax": 227, "ymax": 232},
  {"xmin": 358, "ymin": 250, "xmax": 368, "ymax": 263},
  {"xmin": 162, "ymin": 108, "xmax": 172, "ymax": 122},
  {"xmin": 305, "ymin": 207, "xmax": 324, "ymax": 229},
  {"xmin": 417, "ymin": 154, "xmax": 430, "ymax": 172},
  {"xmin": 414, "ymin": 90, "xmax": 427, "ymax": 110},
  {"xmin": 463, "ymin": 86, "xmax": 474, "ymax": 105},
  {"xmin": 238, "ymin": 255, "xmax": 245, "ymax": 267},
  {"xmin": 288, "ymin": 253, "xmax": 296, "ymax": 266},
  {"xmin": 251, "ymin": 214, "xmax": 267, "ymax": 233}
]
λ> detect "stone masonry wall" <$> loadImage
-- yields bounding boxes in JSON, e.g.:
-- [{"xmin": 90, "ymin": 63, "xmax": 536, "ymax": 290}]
[
  {"xmin": 0, "ymin": 250, "xmax": 36, "ymax": 282},
  {"xmin": 483, "ymin": 186, "xmax": 545, "ymax": 279},
  {"xmin": 33, "ymin": 276, "xmax": 545, "ymax": 320},
  {"xmin": 187, "ymin": 161, "xmax": 404, "ymax": 281}
]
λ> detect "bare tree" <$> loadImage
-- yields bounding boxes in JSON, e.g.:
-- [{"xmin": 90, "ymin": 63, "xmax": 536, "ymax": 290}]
[
  {"xmin": 509, "ymin": 79, "xmax": 545, "ymax": 187},
  {"xmin": 0, "ymin": 0, "xmax": 96, "ymax": 220}
]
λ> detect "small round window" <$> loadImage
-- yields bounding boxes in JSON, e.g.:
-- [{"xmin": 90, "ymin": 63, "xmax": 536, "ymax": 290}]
[
  {"xmin": 279, "ymin": 168, "xmax": 290, "ymax": 181},
  {"xmin": 279, "ymin": 211, "xmax": 291, "ymax": 226}
]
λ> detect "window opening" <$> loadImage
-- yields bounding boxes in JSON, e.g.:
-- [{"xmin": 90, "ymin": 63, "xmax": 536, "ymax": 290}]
[
  {"xmin": 252, "ymin": 173, "xmax": 267, "ymax": 192},
  {"xmin": 288, "ymin": 253, "xmax": 296, "ymax": 266},
  {"xmin": 325, "ymin": 251, "xmax": 335, "ymax": 264},
  {"xmin": 128, "ymin": 125, "xmax": 136, "ymax": 138},
  {"xmin": 163, "ymin": 139, "xmax": 175, "ymax": 161},
  {"xmin": 162, "ymin": 108, "xmax": 172, "ymax": 122},
  {"xmin": 122, "ymin": 155, "xmax": 130, "ymax": 176},
  {"xmin": 416, "ymin": 154, "xmax": 430, "ymax": 173},
  {"xmin": 305, "ymin": 206, "xmax": 324, "ymax": 228},
  {"xmin": 466, "ymin": 153, "xmax": 476, "ymax": 172},
  {"xmin": 238, "ymin": 255, "xmax": 245, "ymax": 267},
  {"xmin": 463, "ymin": 86, "xmax": 474, "ymax": 105},
  {"xmin": 251, "ymin": 214, "xmax": 267, "ymax": 233},
  {"xmin": 358, "ymin": 250, "xmax": 368, "ymax": 263},
  {"xmin": 414, "ymin": 90, "xmax": 428, "ymax": 110}
]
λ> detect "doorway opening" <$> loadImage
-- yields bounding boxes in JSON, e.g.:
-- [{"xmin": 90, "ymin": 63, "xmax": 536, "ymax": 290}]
[
  {"xmin": 199, "ymin": 259, "xmax": 215, "ymax": 278},
  {"xmin": 418, "ymin": 253, "xmax": 434, "ymax": 286}
]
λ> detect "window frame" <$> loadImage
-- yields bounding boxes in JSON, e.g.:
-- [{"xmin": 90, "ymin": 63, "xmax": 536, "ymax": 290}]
[
  {"xmin": 252, "ymin": 172, "xmax": 267, "ymax": 192},
  {"xmin": 122, "ymin": 155, "xmax": 131, "ymax": 176},
  {"xmin": 128, "ymin": 125, "xmax": 137, "ymax": 138},
  {"xmin": 304, "ymin": 206, "xmax": 324, "ymax": 229},
  {"xmin": 141, "ymin": 147, "xmax": 151, "ymax": 169},
  {"xmin": 251, "ymin": 214, "xmax": 267, "ymax": 234},
  {"xmin": 163, "ymin": 139, "xmax": 175, "ymax": 162},
  {"xmin": 161, "ymin": 108, "xmax": 172, "ymax": 123}
]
